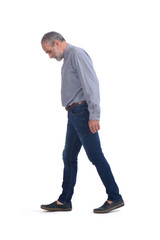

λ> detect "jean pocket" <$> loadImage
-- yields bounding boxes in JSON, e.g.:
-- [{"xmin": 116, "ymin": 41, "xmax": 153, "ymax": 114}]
[{"xmin": 70, "ymin": 105, "xmax": 85, "ymax": 115}]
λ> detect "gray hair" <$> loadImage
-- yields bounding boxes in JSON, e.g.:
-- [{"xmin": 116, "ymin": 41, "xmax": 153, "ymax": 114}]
[{"xmin": 41, "ymin": 31, "xmax": 66, "ymax": 45}]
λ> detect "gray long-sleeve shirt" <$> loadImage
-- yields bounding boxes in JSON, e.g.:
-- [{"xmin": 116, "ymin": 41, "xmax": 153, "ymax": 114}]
[{"xmin": 61, "ymin": 44, "xmax": 100, "ymax": 120}]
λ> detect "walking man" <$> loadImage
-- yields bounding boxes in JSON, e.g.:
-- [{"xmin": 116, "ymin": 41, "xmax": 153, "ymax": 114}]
[{"xmin": 40, "ymin": 32, "xmax": 124, "ymax": 213}]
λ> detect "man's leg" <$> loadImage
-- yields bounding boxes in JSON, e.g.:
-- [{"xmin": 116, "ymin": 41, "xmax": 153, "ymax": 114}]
[
  {"xmin": 81, "ymin": 131, "xmax": 121, "ymax": 201},
  {"xmin": 58, "ymin": 117, "xmax": 82, "ymax": 204},
  {"xmin": 41, "ymin": 117, "xmax": 82, "ymax": 211},
  {"xmin": 69, "ymin": 104, "xmax": 122, "ymax": 202}
]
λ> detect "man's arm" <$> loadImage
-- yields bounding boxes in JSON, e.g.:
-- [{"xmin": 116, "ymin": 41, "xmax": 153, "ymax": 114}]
[
  {"xmin": 73, "ymin": 50, "xmax": 101, "ymax": 133},
  {"xmin": 74, "ymin": 50, "xmax": 100, "ymax": 120}
]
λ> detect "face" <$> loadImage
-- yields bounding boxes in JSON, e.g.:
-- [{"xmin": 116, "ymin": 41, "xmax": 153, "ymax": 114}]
[{"xmin": 42, "ymin": 41, "xmax": 64, "ymax": 61}]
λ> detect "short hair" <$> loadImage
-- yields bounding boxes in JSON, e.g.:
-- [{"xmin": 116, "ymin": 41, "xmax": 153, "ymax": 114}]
[{"xmin": 41, "ymin": 31, "xmax": 66, "ymax": 45}]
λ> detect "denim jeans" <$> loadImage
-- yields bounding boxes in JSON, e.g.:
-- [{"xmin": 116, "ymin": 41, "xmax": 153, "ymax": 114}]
[{"xmin": 58, "ymin": 103, "xmax": 122, "ymax": 204}]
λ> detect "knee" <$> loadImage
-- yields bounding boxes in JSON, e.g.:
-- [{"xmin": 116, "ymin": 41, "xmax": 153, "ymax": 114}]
[
  {"xmin": 87, "ymin": 150, "xmax": 106, "ymax": 166},
  {"xmin": 62, "ymin": 149, "xmax": 77, "ymax": 167}
]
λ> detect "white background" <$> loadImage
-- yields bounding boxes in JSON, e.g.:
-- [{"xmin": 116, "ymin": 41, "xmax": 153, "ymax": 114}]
[{"xmin": 0, "ymin": 0, "xmax": 160, "ymax": 239}]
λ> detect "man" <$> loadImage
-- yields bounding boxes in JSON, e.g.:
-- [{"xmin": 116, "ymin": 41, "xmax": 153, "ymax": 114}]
[{"xmin": 40, "ymin": 32, "xmax": 124, "ymax": 213}]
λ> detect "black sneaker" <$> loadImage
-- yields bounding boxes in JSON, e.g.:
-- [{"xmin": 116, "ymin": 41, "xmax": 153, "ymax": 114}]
[
  {"xmin": 41, "ymin": 201, "xmax": 72, "ymax": 212},
  {"xmin": 93, "ymin": 199, "xmax": 124, "ymax": 214}
]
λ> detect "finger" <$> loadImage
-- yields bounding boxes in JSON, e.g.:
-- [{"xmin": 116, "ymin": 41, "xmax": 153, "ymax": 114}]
[
  {"xmin": 91, "ymin": 125, "xmax": 98, "ymax": 134},
  {"xmin": 89, "ymin": 125, "xmax": 94, "ymax": 134},
  {"xmin": 94, "ymin": 123, "xmax": 100, "ymax": 133},
  {"xmin": 89, "ymin": 124, "xmax": 95, "ymax": 134},
  {"xmin": 97, "ymin": 123, "xmax": 100, "ymax": 131}
]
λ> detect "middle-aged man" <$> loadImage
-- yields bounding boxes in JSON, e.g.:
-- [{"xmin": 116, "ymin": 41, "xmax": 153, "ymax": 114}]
[{"xmin": 40, "ymin": 31, "xmax": 124, "ymax": 213}]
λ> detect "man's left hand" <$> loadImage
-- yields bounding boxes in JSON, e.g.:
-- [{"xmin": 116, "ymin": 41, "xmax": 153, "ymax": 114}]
[{"xmin": 88, "ymin": 120, "xmax": 100, "ymax": 134}]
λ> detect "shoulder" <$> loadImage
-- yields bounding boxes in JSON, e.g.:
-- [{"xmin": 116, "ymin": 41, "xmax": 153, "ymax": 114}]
[
  {"xmin": 68, "ymin": 44, "xmax": 89, "ymax": 59},
  {"xmin": 68, "ymin": 44, "xmax": 92, "ymax": 66}
]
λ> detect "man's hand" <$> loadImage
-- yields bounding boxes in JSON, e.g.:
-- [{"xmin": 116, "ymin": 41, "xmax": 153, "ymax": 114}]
[{"xmin": 88, "ymin": 120, "xmax": 100, "ymax": 134}]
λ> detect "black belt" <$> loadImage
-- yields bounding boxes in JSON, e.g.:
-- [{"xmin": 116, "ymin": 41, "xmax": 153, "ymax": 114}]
[{"xmin": 65, "ymin": 101, "xmax": 86, "ymax": 111}]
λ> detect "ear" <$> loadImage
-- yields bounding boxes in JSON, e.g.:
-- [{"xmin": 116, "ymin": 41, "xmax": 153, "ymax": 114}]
[{"xmin": 54, "ymin": 40, "xmax": 61, "ymax": 47}]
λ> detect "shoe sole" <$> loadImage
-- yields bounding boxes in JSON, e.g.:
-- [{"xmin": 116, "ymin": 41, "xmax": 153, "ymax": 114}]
[
  {"xmin": 93, "ymin": 202, "xmax": 124, "ymax": 214},
  {"xmin": 41, "ymin": 206, "xmax": 72, "ymax": 212}
]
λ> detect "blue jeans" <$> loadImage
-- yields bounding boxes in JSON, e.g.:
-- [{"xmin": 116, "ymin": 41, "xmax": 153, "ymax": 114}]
[{"xmin": 58, "ymin": 103, "xmax": 122, "ymax": 204}]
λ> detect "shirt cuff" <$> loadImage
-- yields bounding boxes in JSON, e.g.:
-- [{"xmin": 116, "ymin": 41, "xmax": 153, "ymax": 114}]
[{"xmin": 89, "ymin": 110, "xmax": 100, "ymax": 121}]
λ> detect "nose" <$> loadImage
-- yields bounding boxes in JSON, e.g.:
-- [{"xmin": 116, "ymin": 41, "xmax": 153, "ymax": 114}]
[{"xmin": 49, "ymin": 54, "xmax": 53, "ymax": 58}]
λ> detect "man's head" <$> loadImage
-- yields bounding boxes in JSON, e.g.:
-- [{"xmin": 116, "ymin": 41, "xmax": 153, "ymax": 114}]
[{"xmin": 41, "ymin": 32, "xmax": 67, "ymax": 61}]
